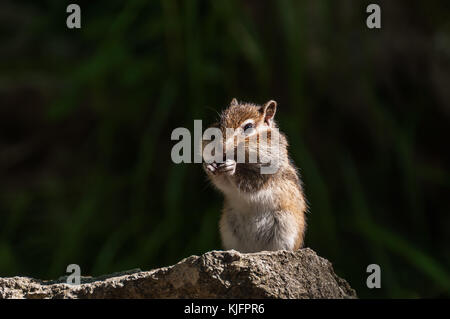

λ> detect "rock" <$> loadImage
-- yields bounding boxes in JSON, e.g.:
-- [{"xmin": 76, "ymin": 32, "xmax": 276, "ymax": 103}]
[{"xmin": 0, "ymin": 248, "xmax": 356, "ymax": 299}]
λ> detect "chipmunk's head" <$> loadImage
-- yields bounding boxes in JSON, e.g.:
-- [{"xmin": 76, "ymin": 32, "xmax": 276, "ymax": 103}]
[
  {"xmin": 219, "ymin": 98, "xmax": 277, "ymax": 134},
  {"xmin": 202, "ymin": 98, "xmax": 286, "ymax": 176}
]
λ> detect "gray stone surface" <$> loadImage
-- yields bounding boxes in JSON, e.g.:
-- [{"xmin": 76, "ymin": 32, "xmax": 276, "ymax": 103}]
[{"xmin": 0, "ymin": 248, "xmax": 356, "ymax": 299}]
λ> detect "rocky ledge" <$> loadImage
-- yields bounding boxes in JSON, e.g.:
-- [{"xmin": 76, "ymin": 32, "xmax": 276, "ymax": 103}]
[{"xmin": 0, "ymin": 248, "xmax": 356, "ymax": 299}]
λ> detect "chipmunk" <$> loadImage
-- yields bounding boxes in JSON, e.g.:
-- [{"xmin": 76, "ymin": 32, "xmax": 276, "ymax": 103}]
[{"xmin": 202, "ymin": 98, "xmax": 307, "ymax": 253}]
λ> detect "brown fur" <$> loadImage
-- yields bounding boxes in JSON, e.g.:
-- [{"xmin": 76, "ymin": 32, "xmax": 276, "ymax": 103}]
[{"xmin": 203, "ymin": 99, "xmax": 307, "ymax": 251}]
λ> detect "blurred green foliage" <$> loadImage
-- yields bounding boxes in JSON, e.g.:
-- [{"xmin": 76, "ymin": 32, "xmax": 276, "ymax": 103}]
[{"xmin": 1, "ymin": 0, "xmax": 449, "ymax": 298}]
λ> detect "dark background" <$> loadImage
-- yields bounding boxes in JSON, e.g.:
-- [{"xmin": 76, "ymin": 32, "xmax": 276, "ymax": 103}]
[{"xmin": 1, "ymin": 0, "xmax": 449, "ymax": 298}]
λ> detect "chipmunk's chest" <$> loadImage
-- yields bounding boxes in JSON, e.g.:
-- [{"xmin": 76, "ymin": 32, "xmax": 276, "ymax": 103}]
[{"xmin": 219, "ymin": 204, "xmax": 299, "ymax": 253}]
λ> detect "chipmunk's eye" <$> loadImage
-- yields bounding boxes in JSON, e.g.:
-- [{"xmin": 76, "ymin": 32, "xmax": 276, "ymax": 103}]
[{"xmin": 243, "ymin": 122, "xmax": 255, "ymax": 134}]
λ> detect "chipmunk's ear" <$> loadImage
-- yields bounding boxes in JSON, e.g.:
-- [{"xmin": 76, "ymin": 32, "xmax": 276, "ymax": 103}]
[
  {"xmin": 261, "ymin": 100, "xmax": 277, "ymax": 126},
  {"xmin": 230, "ymin": 98, "xmax": 238, "ymax": 107}
]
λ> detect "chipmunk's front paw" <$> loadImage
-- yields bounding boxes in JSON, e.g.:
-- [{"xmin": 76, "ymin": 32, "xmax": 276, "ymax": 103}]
[
  {"xmin": 204, "ymin": 162, "xmax": 218, "ymax": 175},
  {"xmin": 216, "ymin": 159, "xmax": 236, "ymax": 176}
]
